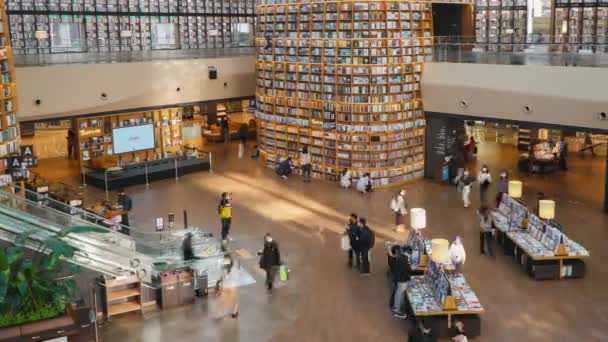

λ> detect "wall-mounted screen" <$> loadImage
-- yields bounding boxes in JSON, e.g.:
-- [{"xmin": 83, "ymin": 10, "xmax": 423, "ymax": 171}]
[{"xmin": 112, "ymin": 124, "xmax": 155, "ymax": 154}]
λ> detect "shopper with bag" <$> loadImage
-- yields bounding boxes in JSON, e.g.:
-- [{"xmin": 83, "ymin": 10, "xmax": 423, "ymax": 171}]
[
  {"xmin": 459, "ymin": 169, "xmax": 474, "ymax": 208},
  {"xmin": 358, "ymin": 218, "xmax": 375, "ymax": 275},
  {"xmin": 390, "ymin": 189, "xmax": 408, "ymax": 232},
  {"xmin": 259, "ymin": 233, "xmax": 281, "ymax": 293},
  {"xmin": 392, "ymin": 247, "xmax": 412, "ymax": 319},
  {"xmin": 478, "ymin": 207, "xmax": 493, "ymax": 256},
  {"xmin": 477, "ymin": 165, "xmax": 492, "ymax": 206},
  {"xmin": 344, "ymin": 214, "xmax": 361, "ymax": 268}
]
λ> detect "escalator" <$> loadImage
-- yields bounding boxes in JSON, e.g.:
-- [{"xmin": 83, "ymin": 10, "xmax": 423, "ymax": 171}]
[{"xmin": 0, "ymin": 188, "xmax": 225, "ymax": 285}]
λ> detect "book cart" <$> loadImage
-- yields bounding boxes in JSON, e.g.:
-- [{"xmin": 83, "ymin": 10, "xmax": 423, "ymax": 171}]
[
  {"xmin": 255, "ymin": 0, "xmax": 433, "ymax": 188},
  {"xmin": 492, "ymin": 194, "xmax": 590, "ymax": 280},
  {"xmin": 405, "ymin": 261, "xmax": 484, "ymax": 338}
]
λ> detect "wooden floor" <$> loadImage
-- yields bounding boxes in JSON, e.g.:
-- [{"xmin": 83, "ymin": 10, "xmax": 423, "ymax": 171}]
[{"xmin": 31, "ymin": 140, "xmax": 608, "ymax": 342}]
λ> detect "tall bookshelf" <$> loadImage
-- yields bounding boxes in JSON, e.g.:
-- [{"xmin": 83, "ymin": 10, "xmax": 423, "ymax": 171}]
[
  {"xmin": 475, "ymin": 0, "xmax": 527, "ymax": 51},
  {"xmin": 255, "ymin": 0, "xmax": 432, "ymax": 187},
  {"xmin": 0, "ymin": 0, "xmax": 19, "ymax": 169},
  {"xmin": 5, "ymin": 0, "xmax": 256, "ymax": 55},
  {"xmin": 553, "ymin": 0, "xmax": 608, "ymax": 52}
]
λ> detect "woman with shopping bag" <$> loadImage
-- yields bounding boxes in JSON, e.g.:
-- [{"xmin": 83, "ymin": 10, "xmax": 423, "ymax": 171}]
[{"xmin": 258, "ymin": 233, "xmax": 281, "ymax": 293}]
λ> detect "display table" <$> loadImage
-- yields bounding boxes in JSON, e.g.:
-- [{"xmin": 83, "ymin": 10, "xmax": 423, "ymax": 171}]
[
  {"xmin": 84, "ymin": 156, "xmax": 210, "ymax": 190},
  {"xmin": 405, "ymin": 273, "xmax": 484, "ymax": 337},
  {"xmin": 492, "ymin": 194, "xmax": 590, "ymax": 280}
]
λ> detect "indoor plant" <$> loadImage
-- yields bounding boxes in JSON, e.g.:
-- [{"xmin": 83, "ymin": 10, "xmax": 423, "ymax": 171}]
[{"xmin": 0, "ymin": 225, "xmax": 107, "ymax": 328}]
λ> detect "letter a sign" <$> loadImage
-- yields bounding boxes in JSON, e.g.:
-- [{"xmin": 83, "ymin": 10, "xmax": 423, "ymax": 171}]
[
  {"xmin": 20, "ymin": 145, "xmax": 34, "ymax": 156},
  {"xmin": 7, "ymin": 156, "xmax": 22, "ymax": 170}
]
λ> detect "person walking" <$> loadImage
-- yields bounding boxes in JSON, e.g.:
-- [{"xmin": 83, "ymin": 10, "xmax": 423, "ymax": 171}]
[
  {"xmin": 478, "ymin": 207, "xmax": 493, "ymax": 256},
  {"xmin": 345, "ymin": 213, "xmax": 361, "ymax": 268},
  {"xmin": 237, "ymin": 123, "xmax": 248, "ymax": 158},
  {"xmin": 218, "ymin": 192, "xmax": 232, "ymax": 244},
  {"xmin": 66, "ymin": 129, "xmax": 76, "ymax": 160},
  {"xmin": 258, "ymin": 233, "xmax": 281, "ymax": 293},
  {"xmin": 459, "ymin": 169, "xmax": 474, "ymax": 208},
  {"xmin": 495, "ymin": 170, "xmax": 508, "ymax": 208},
  {"xmin": 358, "ymin": 218, "xmax": 375, "ymax": 275},
  {"xmin": 300, "ymin": 146, "xmax": 312, "ymax": 182},
  {"xmin": 392, "ymin": 247, "xmax": 412, "ymax": 318},
  {"xmin": 216, "ymin": 255, "xmax": 240, "ymax": 319},
  {"xmin": 559, "ymin": 137, "xmax": 568, "ymax": 171},
  {"xmin": 117, "ymin": 189, "xmax": 132, "ymax": 234},
  {"xmin": 390, "ymin": 189, "xmax": 408, "ymax": 233},
  {"xmin": 221, "ymin": 117, "xmax": 230, "ymax": 144},
  {"xmin": 477, "ymin": 165, "xmax": 492, "ymax": 206},
  {"xmin": 448, "ymin": 236, "xmax": 466, "ymax": 272}
]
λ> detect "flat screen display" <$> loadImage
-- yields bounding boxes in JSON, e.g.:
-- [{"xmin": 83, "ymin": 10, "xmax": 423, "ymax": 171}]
[{"xmin": 112, "ymin": 124, "xmax": 155, "ymax": 154}]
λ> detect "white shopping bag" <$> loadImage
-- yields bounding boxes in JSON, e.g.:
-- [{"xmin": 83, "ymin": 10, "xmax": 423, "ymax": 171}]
[
  {"xmin": 238, "ymin": 143, "xmax": 244, "ymax": 159},
  {"xmin": 340, "ymin": 235, "xmax": 350, "ymax": 251}
]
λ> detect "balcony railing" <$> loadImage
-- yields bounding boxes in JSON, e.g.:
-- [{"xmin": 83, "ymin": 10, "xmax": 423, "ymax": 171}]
[{"xmin": 433, "ymin": 36, "xmax": 608, "ymax": 68}]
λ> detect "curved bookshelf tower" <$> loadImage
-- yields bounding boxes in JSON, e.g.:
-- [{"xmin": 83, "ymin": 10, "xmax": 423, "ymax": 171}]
[
  {"xmin": 255, "ymin": 0, "xmax": 433, "ymax": 187},
  {"xmin": 0, "ymin": 0, "xmax": 19, "ymax": 166}
]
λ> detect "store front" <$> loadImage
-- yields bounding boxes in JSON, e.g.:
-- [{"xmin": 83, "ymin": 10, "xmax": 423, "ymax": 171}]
[{"xmin": 424, "ymin": 112, "xmax": 608, "ymax": 212}]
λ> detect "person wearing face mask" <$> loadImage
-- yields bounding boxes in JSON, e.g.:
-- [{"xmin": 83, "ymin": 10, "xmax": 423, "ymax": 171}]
[
  {"xmin": 390, "ymin": 189, "xmax": 408, "ymax": 233},
  {"xmin": 477, "ymin": 165, "xmax": 492, "ymax": 206},
  {"xmin": 459, "ymin": 169, "xmax": 475, "ymax": 208},
  {"xmin": 258, "ymin": 233, "xmax": 281, "ymax": 293},
  {"xmin": 495, "ymin": 170, "xmax": 508, "ymax": 207}
]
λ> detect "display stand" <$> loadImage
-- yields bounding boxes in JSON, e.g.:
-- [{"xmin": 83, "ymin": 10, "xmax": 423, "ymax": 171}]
[
  {"xmin": 405, "ymin": 262, "xmax": 484, "ymax": 337},
  {"xmin": 492, "ymin": 194, "xmax": 590, "ymax": 280}
]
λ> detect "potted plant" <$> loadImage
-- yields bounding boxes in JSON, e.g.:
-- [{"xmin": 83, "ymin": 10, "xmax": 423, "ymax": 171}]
[{"xmin": 0, "ymin": 225, "xmax": 107, "ymax": 328}]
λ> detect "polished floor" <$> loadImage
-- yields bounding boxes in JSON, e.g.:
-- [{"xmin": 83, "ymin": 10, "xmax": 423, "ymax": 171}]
[{"xmin": 32, "ymin": 140, "xmax": 608, "ymax": 342}]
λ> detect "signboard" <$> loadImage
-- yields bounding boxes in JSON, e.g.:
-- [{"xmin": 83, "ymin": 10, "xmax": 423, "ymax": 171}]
[
  {"xmin": 155, "ymin": 217, "xmax": 164, "ymax": 232},
  {"xmin": 79, "ymin": 127, "xmax": 103, "ymax": 137}
]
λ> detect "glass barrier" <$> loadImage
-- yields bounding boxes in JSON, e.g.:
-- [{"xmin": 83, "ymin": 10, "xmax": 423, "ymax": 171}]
[
  {"xmin": 433, "ymin": 36, "xmax": 608, "ymax": 67},
  {"xmin": 14, "ymin": 47, "xmax": 256, "ymax": 67}
]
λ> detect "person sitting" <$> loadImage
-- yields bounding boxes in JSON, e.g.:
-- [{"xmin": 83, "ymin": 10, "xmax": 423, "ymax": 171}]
[
  {"xmin": 276, "ymin": 157, "xmax": 293, "ymax": 179},
  {"xmin": 340, "ymin": 168, "xmax": 352, "ymax": 188},
  {"xmin": 251, "ymin": 145, "xmax": 260, "ymax": 159},
  {"xmin": 356, "ymin": 173, "xmax": 372, "ymax": 193}
]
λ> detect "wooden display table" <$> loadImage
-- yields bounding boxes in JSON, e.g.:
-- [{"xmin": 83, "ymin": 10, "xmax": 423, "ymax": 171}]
[{"xmin": 405, "ymin": 272, "xmax": 484, "ymax": 338}]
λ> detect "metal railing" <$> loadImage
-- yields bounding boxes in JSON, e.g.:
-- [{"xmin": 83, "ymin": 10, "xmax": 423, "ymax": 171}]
[{"xmin": 433, "ymin": 36, "xmax": 608, "ymax": 67}]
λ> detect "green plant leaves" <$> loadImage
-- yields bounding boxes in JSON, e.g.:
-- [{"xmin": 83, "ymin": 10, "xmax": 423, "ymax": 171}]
[
  {"xmin": 0, "ymin": 249, "xmax": 7, "ymax": 272},
  {"xmin": 6, "ymin": 247, "xmax": 23, "ymax": 264},
  {"xmin": 0, "ymin": 272, "xmax": 8, "ymax": 302},
  {"xmin": 44, "ymin": 238, "xmax": 74, "ymax": 259},
  {"xmin": 64, "ymin": 263, "xmax": 81, "ymax": 274},
  {"xmin": 61, "ymin": 225, "xmax": 109, "ymax": 237}
]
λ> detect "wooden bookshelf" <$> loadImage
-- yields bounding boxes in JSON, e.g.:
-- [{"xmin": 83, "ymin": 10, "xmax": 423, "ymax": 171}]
[
  {"xmin": 103, "ymin": 275, "xmax": 143, "ymax": 318},
  {"xmin": 0, "ymin": 0, "xmax": 19, "ymax": 169},
  {"xmin": 255, "ymin": 0, "xmax": 433, "ymax": 187},
  {"xmin": 76, "ymin": 108, "xmax": 184, "ymax": 168},
  {"xmin": 474, "ymin": 0, "xmax": 527, "ymax": 52}
]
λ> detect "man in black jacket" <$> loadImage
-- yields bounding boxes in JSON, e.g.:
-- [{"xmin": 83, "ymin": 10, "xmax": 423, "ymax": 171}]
[
  {"xmin": 358, "ymin": 218, "xmax": 374, "ymax": 275},
  {"xmin": 345, "ymin": 214, "xmax": 361, "ymax": 268},
  {"xmin": 392, "ymin": 248, "xmax": 412, "ymax": 318},
  {"xmin": 259, "ymin": 233, "xmax": 281, "ymax": 293}
]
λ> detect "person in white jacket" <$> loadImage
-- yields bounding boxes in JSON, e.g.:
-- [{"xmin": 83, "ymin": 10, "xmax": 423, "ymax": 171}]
[
  {"xmin": 356, "ymin": 173, "xmax": 372, "ymax": 193},
  {"xmin": 448, "ymin": 236, "xmax": 466, "ymax": 272},
  {"xmin": 300, "ymin": 146, "xmax": 312, "ymax": 182},
  {"xmin": 340, "ymin": 168, "xmax": 352, "ymax": 188}
]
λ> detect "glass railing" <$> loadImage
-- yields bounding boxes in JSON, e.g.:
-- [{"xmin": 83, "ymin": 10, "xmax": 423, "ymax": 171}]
[
  {"xmin": 433, "ymin": 36, "xmax": 608, "ymax": 67},
  {"xmin": 14, "ymin": 47, "xmax": 256, "ymax": 67},
  {"xmin": 0, "ymin": 187, "xmax": 225, "ymax": 284}
]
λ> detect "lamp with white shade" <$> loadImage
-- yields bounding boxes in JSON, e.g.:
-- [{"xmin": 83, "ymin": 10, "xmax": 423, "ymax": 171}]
[
  {"xmin": 508, "ymin": 180, "xmax": 523, "ymax": 199},
  {"xmin": 409, "ymin": 208, "xmax": 426, "ymax": 230},
  {"xmin": 431, "ymin": 238, "xmax": 450, "ymax": 264},
  {"xmin": 539, "ymin": 200, "xmax": 556, "ymax": 220}
]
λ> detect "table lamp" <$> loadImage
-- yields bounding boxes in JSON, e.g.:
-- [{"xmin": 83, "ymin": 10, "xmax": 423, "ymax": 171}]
[
  {"xmin": 431, "ymin": 239, "xmax": 449, "ymax": 264},
  {"xmin": 410, "ymin": 208, "xmax": 426, "ymax": 230},
  {"xmin": 35, "ymin": 30, "xmax": 49, "ymax": 39},
  {"xmin": 508, "ymin": 180, "xmax": 523, "ymax": 199},
  {"xmin": 410, "ymin": 208, "xmax": 428, "ymax": 266},
  {"xmin": 539, "ymin": 200, "xmax": 555, "ymax": 220}
]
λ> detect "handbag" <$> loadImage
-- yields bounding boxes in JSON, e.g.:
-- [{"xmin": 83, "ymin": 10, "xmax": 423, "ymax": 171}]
[
  {"xmin": 341, "ymin": 234, "xmax": 351, "ymax": 251},
  {"xmin": 279, "ymin": 264, "xmax": 289, "ymax": 282}
]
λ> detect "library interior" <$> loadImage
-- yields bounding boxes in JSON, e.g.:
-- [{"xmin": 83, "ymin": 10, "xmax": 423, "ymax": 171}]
[{"xmin": 0, "ymin": 1, "xmax": 606, "ymax": 342}]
